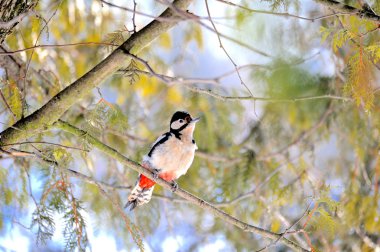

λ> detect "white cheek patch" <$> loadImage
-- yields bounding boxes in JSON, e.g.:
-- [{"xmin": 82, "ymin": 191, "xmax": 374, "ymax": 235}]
[{"xmin": 171, "ymin": 120, "xmax": 186, "ymax": 130}]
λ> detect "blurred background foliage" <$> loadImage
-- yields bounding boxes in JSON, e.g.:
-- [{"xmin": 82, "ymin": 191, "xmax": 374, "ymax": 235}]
[{"xmin": 0, "ymin": 0, "xmax": 380, "ymax": 251}]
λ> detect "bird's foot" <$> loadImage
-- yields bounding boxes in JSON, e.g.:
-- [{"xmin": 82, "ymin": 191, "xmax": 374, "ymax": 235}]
[
  {"xmin": 171, "ymin": 180, "xmax": 178, "ymax": 192},
  {"xmin": 152, "ymin": 169, "xmax": 160, "ymax": 180}
]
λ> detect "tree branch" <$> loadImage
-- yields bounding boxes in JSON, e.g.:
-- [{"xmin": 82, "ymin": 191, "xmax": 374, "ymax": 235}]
[
  {"xmin": 0, "ymin": 0, "xmax": 193, "ymax": 146},
  {"xmin": 315, "ymin": 0, "xmax": 380, "ymax": 22},
  {"xmin": 217, "ymin": 0, "xmax": 354, "ymax": 22},
  {"xmin": 54, "ymin": 119, "xmax": 309, "ymax": 252}
]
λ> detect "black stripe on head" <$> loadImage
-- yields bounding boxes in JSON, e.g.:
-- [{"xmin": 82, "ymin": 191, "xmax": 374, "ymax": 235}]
[
  {"xmin": 170, "ymin": 111, "xmax": 190, "ymax": 125},
  {"xmin": 170, "ymin": 111, "xmax": 193, "ymax": 139}
]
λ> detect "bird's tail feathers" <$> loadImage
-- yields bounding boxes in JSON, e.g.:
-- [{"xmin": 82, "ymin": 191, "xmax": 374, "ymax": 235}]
[{"xmin": 125, "ymin": 183, "xmax": 154, "ymax": 211}]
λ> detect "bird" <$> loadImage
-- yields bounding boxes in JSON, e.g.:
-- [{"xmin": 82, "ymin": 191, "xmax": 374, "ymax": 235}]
[{"xmin": 125, "ymin": 111, "xmax": 200, "ymax": 211}]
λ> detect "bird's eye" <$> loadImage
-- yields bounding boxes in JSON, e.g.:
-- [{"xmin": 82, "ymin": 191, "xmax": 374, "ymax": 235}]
[{"xmin": 179, "ymin": 119, "xmax": 184, "ymax": 123}]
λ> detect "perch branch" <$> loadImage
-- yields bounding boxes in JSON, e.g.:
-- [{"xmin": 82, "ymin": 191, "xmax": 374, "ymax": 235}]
[{"xmin": 54, "ymin": 119, "xmax": 309, "ymax": 252}]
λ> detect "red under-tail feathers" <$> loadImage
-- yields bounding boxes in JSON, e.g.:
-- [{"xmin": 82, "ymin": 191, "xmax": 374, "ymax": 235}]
[{"xmin": 125, "ymin": 170, "xmax": 176, "ymax": 211}]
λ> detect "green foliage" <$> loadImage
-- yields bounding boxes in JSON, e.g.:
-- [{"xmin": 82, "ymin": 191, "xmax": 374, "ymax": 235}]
[
  {"xmin": 262, "ymin": 0, "xmax": 296, "ymax": 10},
  {"xmin": 345, "ymin": 52, "xmax": 374, "ymax": 111},
  {"xmin": 84, "ymin": 101, "xmax": 129, "ymax": 136},
  {"xmin": 319, "ymin": 16, "xmax": 379, "ymax": 112},
  {"xmin": 331, "ymin": 29, "xmax": 355, "ymax": 53},
  {"xmin": 309, "ymin": 207, "xmax": 336, "ymax": 236},
  {"xmin": 32, "ymin": 205, "xmax": 55, "ymax": 246},
  {"xmin": 103, "ymin": 26, "xmax": 131, "ymax": 52},
  {"xmin": 1, "ymin": 80, "xmax": 22, "ymax": 123},
  {"xmin": 365, "ymin": 44, "xmax": 380, "ymax": 63},
  {"xmin": 62, "ymin": 200, "xmax": 89, "ymax": 252}
]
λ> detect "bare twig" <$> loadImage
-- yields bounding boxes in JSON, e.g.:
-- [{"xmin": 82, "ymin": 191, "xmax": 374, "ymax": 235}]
[
  {"xmin": 100, "ymin": 0, "xmax": 232, "ymax": 22},
  {"xmin": 204, "ymin": 0, "xmax": 254, "ymax": 97},
  {"xmin": 132, "ymin": 0, "xmax": 137, "ymax": 33},
  {"xmin": 159, "ymin": 0, "xmax": 272, "ymax": 57},
  {"xmin": 213, "ymin": 153, "xmax": 305, "ymax": 208},
  {"xmin": 119, "ymin": 53, "xmax": 351, "ymax": 103},
  {"xmin": 0, "ymin": 42, "xmax": 119, "ymax": 56},
  {"xmin": 256, "ymin": 202, "xmax": 313, "ymax": 252},
  {"xmin": 23, "ymin": 0, "xmax": 63, "ymax": 118},
  {"xmin": 105, "ymin": 128, "xmax": 147, "ymax": 143},
  {"xmin": 261, "ymin": 103, "xmax": 333, "ymax": 159},
  {"xmin": 186, "ymin": 86, "xmax": 351, "ymax": 102},
  {"xmin": 0, "ymin": 141, "xmax": 90, "ymax": 152},
  {"xmin": 22, "ymin": 165, "xmax": 38, "ymax": 206},
  {"xmin": 118, "ymin": 52, "xmax": 319, "ymax": 84},
  {"xmin": 0, "ymin": 89, "xmax": 17, "ymax": 120},
  {"xmin": 217, "ymin": 0, "xmax": 354, "ymax": 22},
  {"xmin": 94, "ymin": 182, "xmax": 142, "ymax": 247}
]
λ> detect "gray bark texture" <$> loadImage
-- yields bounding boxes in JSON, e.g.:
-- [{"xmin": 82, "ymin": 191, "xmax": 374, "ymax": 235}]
[{"xmin": 0, "ymin": 0, "xmax": 38, "ymax": 43}]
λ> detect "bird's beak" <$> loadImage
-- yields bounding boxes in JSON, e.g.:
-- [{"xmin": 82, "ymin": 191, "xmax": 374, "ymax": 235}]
[{"xmin": 190, "ymin": 117, "xmax": 200, "ymax": 123}]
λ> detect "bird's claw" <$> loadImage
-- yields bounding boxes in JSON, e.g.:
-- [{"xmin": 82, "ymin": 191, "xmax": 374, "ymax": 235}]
[
  {"xmin": 171, "ymin": 180, "xmax": 178, "ymax": 192},
  {"xmin": 152, "ymin": 169, "xmax": 159, "ymax": 180}
]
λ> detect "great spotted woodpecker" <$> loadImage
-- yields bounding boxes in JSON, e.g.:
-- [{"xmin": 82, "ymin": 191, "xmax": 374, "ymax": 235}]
[{"xmin": 125, "ymin": 111, "xmax": 200, "ymax": 210}]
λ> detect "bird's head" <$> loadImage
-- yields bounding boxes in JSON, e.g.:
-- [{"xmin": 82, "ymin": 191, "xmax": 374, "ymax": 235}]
[{"xmin": 170, "ymin": 111, "xmax": 200, "ymax": 138}]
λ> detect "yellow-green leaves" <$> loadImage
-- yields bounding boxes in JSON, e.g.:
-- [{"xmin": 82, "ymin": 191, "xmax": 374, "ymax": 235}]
[
  {"xmin": 1, "ymin": 80, "xmax": 22, "ymax": 124},
  {"xmin": 346, "ymin": 52, "xmax": 374, "ymax": 111},
  {"xmin": 319, "ymin": 16, "xmax": 379, "ymax": 111},
  {"xmin": 332, "ymin": 29, "xmax": 355, "ymax": 53}
]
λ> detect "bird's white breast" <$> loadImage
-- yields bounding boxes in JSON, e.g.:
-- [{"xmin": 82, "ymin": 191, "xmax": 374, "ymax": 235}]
[{"xmin": 144, "ymin": 135, "xmax": 197, "ymax": 179}]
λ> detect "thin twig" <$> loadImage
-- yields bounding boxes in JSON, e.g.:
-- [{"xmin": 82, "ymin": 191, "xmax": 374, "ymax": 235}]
[
  {"xmin": 94, "ymin": 182, "xmax": 142, "ymax": 246},
  {"xmin": 186, "ymin": 86, "xmax": 351, "ymax": 102},
  {"xmin": 22, "ymin": 165, "xmax": 38, "ymax": 206},
  {"xmin": 132, "ymin": 0, "xmax": 137, "ymax": 33},
  {"xmin": 0, "ymin": 141, "xmax": 90, "ymax": 152},
  {"xmin": 0, "ymin": 42, "xmax": 119, "ymax": 56},
  {"xmin": 124, "ymin": 52, "xmax": 171, "ymax": 84},
  {"xmin": 67, "ymin": 169, "xmax": 132, "ymax": 190},
  {"xmin": 213, "ymin": 153, "xmax": 305, "ymax": 208},
  {"xmin": 256, "ymin": 202, "xmax": 313, "ymax": 252},
  {"xmin": 117, "ymin": 52, "xmax": 320, "ymax": 83},
  {"xmin": 261, "ymin": 103, "xmax": 333, "ymax": 159},
  {"xmin": 23, "ymin": 0, "xmax": 63, "ymax": 118},
  {"xmin": 120, "ymin": 53, "xmax": 351, "ymax": 103},
  {"xmin": 0, "ymin": 89, "xmax": 17, "ymax": 120},
  {"xmin": 204, "ymin": 0, "xmax": 254, "ymax": 97},
  {"xmin": 100, "ymin": 0, "xmax": 231, "ymax": 22},
  {"xmin": 158, "ymin": 0, "xmax": 272, "ymax": 57},
  {"xmin": 217, "ymin": 0, "xmax": 354, "ymax": 22}
]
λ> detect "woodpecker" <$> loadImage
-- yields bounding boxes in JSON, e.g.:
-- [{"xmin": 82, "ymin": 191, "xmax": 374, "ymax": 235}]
[{"xmin": 125, "ymin": 111, "xmax": 200, "ymax": 211}]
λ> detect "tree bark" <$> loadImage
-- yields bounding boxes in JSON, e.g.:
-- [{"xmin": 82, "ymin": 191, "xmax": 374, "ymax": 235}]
[{"xmin": 0, "ymin": 0, "xmax": 37, "ymax": 43}]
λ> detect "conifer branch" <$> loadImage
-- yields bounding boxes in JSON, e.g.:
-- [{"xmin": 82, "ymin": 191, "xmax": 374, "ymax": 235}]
[
  {"xmin": 54, "ymin": 119, "xmax": 310, "ymax": 252},
  {"xmin": 315, "ymin": 0, "xmax": 380, "ymax": 22}
]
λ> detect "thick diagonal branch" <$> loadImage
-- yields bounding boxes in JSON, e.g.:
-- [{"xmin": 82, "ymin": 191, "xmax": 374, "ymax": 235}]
[
  {"xmin": 0, "ymin": 0, "xmax": 192, "ymax": 146},
  {"xmin": 54, "ymin": 119, "xmax": 309, "ymax": 252}
]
